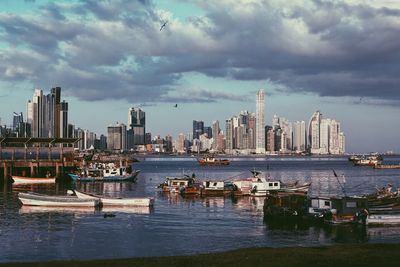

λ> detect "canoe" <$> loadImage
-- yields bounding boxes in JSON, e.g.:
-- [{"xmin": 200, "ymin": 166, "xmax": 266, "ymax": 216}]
[
  {"xmin": 74, "ymin": 190, "xmax": 154, "ymax": 207},
  {"xmin": 18, "ymin": 192, "xmax": 101, "ymax": 207},
  {"xmin": 12, "ymin": 175, "xmax": 56, "ymax": 185}
]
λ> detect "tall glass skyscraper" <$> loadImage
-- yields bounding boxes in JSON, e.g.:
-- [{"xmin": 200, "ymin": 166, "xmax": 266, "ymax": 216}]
[{"xmin": 256, "ymin": 89, "xmax": 265, "ymax": 154}]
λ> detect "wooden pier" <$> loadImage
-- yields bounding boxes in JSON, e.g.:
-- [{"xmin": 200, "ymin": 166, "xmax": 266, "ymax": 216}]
[{"xmin": 0, "ymin": 137, "xmax": 80, "ymax": 184}]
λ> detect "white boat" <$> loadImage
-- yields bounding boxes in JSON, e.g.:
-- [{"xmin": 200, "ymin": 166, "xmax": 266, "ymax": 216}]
[
  {"xmin": 18, "ymin": 192, "xmax": 100, "ymax": 207},
  {"xmin": 367, "ymin": 214, "xmax": 400, "ymax": 225},
  {"xmin": 158, "ymin": 176, "xmax": 195, "ymax": 193},
  {"xmin": 250, "ymin": 177, "xmax": 281, "ymax": 196},
  {"xmin": 12, "ymin": 175, "xmax": 56, "ymax": 185},
  {"xmin": 201, "ymin": 180, "xmax": 233, "ymax": 196},
  {"xmin": 74, "ymin": 190, "xmax": 154, "ymax": 207}
]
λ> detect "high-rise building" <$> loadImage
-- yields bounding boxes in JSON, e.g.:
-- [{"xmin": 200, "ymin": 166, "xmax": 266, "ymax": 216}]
[
  {"xmin": 59, "ymin": 101, "xmax": 68, "ymax": 138},
  {"xmin": 12, "ymin": 112, "xmax": 24, "ymax": 132},
  {"xmin": 292, "ymin": 121, "xmax": 306, "ymax": 152},
  {"xmin": 204, "ymin": 126, "xmax": 212, "ymax": 139},
  {"xmin": 128, "ymin": 107, "xmax": 145, "ymax": 145},
  {"xmin": 319, "ymin": 118, "xmax": 331, "ymax": 154},
  {"xmin": 308, "ymin": 111, "xmax": 322, "ymax": 154},
  {"xmin": 329, "ymin": 120, "xmax": 340, "ymax": 154},
  {"xmin": 26, "ymin": 87, "xmax": 67, "ymax": 138},
  {"xmin": 256, "ymin": 89, "xmax": 265, "ymax": 154},
  {"xmin": 107, "ymin": 123, "xmax": 127, "ymax": 150},
  {"xmin": 176, "ymin": 133, "xmax": 186, "ymax": 154},
  {"xmin": 225, "ymin": 118, "xmax": 233, "ymax": 151},
  {"xmin": 192, "ymin": 120, "xmax": 204, "ymax": 140}
]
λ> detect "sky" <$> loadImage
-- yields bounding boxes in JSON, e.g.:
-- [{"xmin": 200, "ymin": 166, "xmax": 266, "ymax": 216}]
[{"xmin": 0, "ymin": 0, "xmax": 399, "ymax": 154}]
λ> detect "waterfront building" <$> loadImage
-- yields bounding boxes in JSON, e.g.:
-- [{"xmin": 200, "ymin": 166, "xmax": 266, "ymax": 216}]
[
  {"xmin": 339, "ymin": 132, "xmax": 346, "ymax": 154},
  {"xmin": 211, "ymin": 120, "xmax": 220, "ymax": 149},
  {"xmin": 145, "ymin": 133, "xmax": 152, "ymax": 145},
  {"xmin": 176, "ymin": 133, "xmax": 186, "ymax": 154},
  {"xmin": 99, "ymin": 134, "xmax": 107, "ymax": 150},
  {"xmin": 128, "ymin": 107, "xmax": 145, "ymax": 145},
  {"xmin": 193, "ymin": 120, "xmax": 204, "ymax": 140},
  {"xmin": 329, "ymin": 120, "xmax": 341, "ymax": 155},
  {"xmin": 204, "ymin": 126, "xmax": 212, "ymax": 139},
  {"xmin": 266, "ymin": 126, "xmax": 274, "ymax": 153},
  {"xmin": 199, "ymin": 133, "xmax": 212, "ymax": 152},
  {"xmin": 225, "ymin": 118, "xmax": 233, "ymax": 152},
  {"xmin": 292, "ymin": 121, "xmax": 306, "ymax": 152},
  {"xmin": 248, "ymin": 113, "xmax": 256, "ymax": 149},
  {"xmin": 107, "ymin": 123, "xmax": 127, "ymax": 150},
  {"xmin": 26, "ymin": 87, "xmax": 67, "ymax": 138},
  {"xmin": 256, "ymin": 89, "xmax": 266, "ymax": 154},
  {"xmin": 59, "ymin": 101, "xmax": 68, "ymax": 138},
  {"xmin": 12, "ymin": 112, "xmax": 24, "ymax": 132},
  {"xmin": 319, "ymin": 118, "xmax": 331, "ymax": 154},
  {"xmin": 308, "ymin": 111, "xmax": 322, "ymax": 154},
  {"xmin": 216, "ymin": 132, "xmax": 225, "ymax": 152},
  {"xmin": 165, "ymin": 135, "xmax": 173, "ymax": 153}
]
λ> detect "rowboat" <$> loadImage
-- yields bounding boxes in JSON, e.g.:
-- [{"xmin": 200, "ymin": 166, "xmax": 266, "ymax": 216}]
[
  {"xmin": 74, "ymin": 190, "xmax": 154, "ymax": 207},
  {"xmin": 18, "ymin": 192, "xmax": 100, "ymax": 207},
  {"xmin": 12, "ymin": 175, "xmax": 56, "ymax": 185}
]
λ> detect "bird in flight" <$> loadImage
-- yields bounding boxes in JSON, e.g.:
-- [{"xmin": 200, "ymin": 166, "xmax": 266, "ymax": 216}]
[
  {"xmin": 173, "ymin": 104, "xmax": 178, "ymax": 108},
  {"xmin": 160, "ymin": 21, "xmax": 168, "ymax": 31}
]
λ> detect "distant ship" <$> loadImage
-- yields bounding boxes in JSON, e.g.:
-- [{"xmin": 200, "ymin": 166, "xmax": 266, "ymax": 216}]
[{"xmin": 197, "ymin": 155, "xmax": 230, "ymax": 166}]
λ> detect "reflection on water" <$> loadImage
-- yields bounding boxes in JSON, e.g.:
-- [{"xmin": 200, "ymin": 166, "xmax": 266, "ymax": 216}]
[{"xmin": 1, "ymin": 156, "xmax": 400, "ymax": 262}]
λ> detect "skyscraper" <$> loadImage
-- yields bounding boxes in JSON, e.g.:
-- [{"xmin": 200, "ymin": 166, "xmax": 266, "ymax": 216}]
[
  {"xmin": 292, "ymin": 121, "xmax": 306, "ymax": 152},
  {"xmin": 256, "ymin": 89, "xmax": 265, "ymax": 154},
  {"xmin": 128, "ymin": 107, "xmax": 145, "ymax": 145},
  {"xmin": 308, "ymin": 111, "xmax": 322, "ymax": 154},
  {"xmin": 59, "ymin": 101, "xmax": 68, "ymax": 138},
  {"xmin": 107, "ymin": 123, "xmax": 127, "ymax": 150},
  {"xmin": 192, "ymin": 120, "xmax": 204, "ymax": 140},
  {"xmin": 225, "ymin": 118, "xmax": 233, "ymax": 151},
  {"xmin": 12, "ymin": 112, "xmax": 24, "ymax": 132}
]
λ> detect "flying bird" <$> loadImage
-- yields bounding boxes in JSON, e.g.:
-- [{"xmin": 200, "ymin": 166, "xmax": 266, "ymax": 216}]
[
  {"xmin": 173, "ymin": 104, "xmax": 178, "ymax": 108},
  {"xmin": 160, "ymin": 21, "xmax": 168, "ymax": 31}
]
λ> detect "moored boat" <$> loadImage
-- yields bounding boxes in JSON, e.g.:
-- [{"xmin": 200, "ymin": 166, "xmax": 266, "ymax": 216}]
[
  {"xmin": 69, "ymin": 163, "xmax": 140, "ymax": 182},
  {"xmin": 198, "ymin": 155, "xmax": 230, "ymax": 166},
  {"xmin": 18, "ymin": 192, "xmax": 101, "ymax": 207},
  {"xmin": 201, "ymin": 180, "xmax": 234, "ymax": 196},
  {"xmin": 367, "ymin": 213, "xmax": 400, "ymax": 225},
  {"xmin": 12, "ymin": 175, "xmax": 56, "ymax": 185},
  {"xmin": 74, "ymin": 190, "xmax": 154, "ymax": 207},
  {"xmin": 373, "ymin": 164, "xmax": 400, "ymax": 169},
  {"xmin": 158, "ymin": 175, "xmax": 196, "ymax": 193}
]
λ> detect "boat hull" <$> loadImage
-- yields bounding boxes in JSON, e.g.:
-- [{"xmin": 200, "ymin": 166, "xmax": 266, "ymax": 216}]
[
  {"xmin": 12, "ymin": 176, "xmax": 56, "ymax": 185},
  {"xmin": 18, "ymin": 192, "xmax": 100, "ymax": 207},
  {"xmin": 69, "ymin": 170, "xmax": 140, "ymax": 182},
  {"xmin": 367, "ymin": 214, "xmax": 400, "ymax": 225},
  {"xmin": 74, "ymin": 190, "xmax": 154, "ymax": 207}
]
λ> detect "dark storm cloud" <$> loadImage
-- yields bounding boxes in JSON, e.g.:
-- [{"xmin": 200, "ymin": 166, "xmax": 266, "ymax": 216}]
[{"xmin": 0, "ymin": 0, "xmax": 399, "ymax": 104}]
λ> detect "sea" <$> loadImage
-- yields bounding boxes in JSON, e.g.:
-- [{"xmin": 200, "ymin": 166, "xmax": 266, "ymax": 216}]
[{"xmin": 1, "ymin": 155, "xmax": 400, "ymax": 262}]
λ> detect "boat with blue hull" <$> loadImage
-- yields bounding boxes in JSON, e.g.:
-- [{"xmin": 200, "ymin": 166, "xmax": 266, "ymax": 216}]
[{"xmin": 68, "ymin": 162, "xmax": 140, "ymax": 182}]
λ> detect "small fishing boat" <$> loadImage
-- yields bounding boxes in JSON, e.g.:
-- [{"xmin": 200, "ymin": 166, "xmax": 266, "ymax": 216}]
[
  {"xmin": 158, "ymin": 175, "xmax": 196, "ymax": 193},
  {"xmin": 308, "ymin": 196, "xmax": 368, "ymax": 224},
  {"xmin": 74, "ymin": 190, "xmax": 154, "ymax": 207},
  {"xmin": 69, "ymin": 163, "xmax": 140, "ymax": 182},
  {"xmin": 18, "ymin": 192, "xmax": 100, "ymax": 207},
  {"xmin": 198, "ymin": 155, "xmax": 230, "ymax": 166},
  {"xmin": 201, "ymin": 180, "xmax": 234, "ymax": 196},
  {"xmin": 12, "ymin": 175, "xmax": 56, "ymax": 185},
  {"xmin": 263, "ymin": 191, "xmax": 308, "ymax": 221}
]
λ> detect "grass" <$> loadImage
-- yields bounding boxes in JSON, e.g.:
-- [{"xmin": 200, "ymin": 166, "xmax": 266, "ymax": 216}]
[{"xmin": 1, "ymin": 243, "xmax": 400, "ymax": 267}]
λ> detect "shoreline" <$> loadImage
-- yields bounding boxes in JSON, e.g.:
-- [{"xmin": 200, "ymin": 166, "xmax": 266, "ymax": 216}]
[{"xmin": 1, "ymin": 243, "xmax": 400, "ymax": 267}]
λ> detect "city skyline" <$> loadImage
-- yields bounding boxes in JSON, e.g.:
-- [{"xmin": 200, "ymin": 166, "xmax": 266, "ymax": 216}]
[{"xmin": 0, "ymin": 0, "xmax": 399, "ymax": 153}]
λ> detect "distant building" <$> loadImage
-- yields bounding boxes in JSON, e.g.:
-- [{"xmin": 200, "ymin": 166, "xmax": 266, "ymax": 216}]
[
  {"xmin": 225, "ymin": 118, "xmax": 233, "ymax": 151},
  {"xmin": 176, "ymin": 133, "xmax": 186, "ymax": 154},
  {"xmin": 107, "ymin": 123, "xmax": 127, "ymax": 150},
  {"xmin": 204, "ymin": 126, "xmax": 212, "ymax": 139},
  {"xmin": 145, "ymin": 133, "xmax": 152, "ymax": 145},
  {"xmin": 128, "ymin": 107, "xmax": 145, "ymax": 145},
  {"xmin": 292, "ymin": 121, "xmax": 306, "ymax": 152},
  {"xmin": 308, "ymin": 111, "xmax": 322, "ymax": 154},
  {"xmin": 193, "ymin": 120, "xmax": 204, "ymax": 140},
  {"xmin": 256, "ymin": 89, "xmax": 265, "ymax": 154}
]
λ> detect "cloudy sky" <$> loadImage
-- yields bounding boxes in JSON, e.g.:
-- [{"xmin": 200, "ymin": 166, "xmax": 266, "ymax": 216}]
[{"xmin": 0, "ymin": 0, "xmax": 399, "ymax": 153}]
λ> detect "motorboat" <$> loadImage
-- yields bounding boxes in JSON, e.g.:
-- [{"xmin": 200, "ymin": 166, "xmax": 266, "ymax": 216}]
[{"xmin": 69, "ymin": 162, "xmax": 140, "ymax": 182}]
